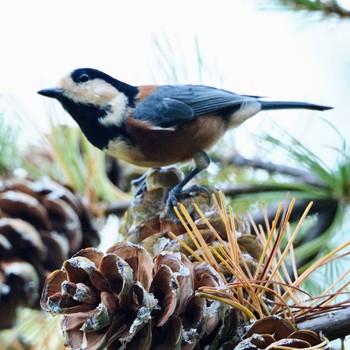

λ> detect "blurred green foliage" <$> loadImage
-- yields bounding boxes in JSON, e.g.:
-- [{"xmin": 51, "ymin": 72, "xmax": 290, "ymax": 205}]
[
  {"xmin": 0, "ymin": 112, "xmax": 21, "ymax": 175},
  {"xmin": 276, "ymin": 0, "xmax": 350, "ymax": 17},
  {"xmin": 24, "ymin": 122, "xmax": 131, "ymax": 203}
]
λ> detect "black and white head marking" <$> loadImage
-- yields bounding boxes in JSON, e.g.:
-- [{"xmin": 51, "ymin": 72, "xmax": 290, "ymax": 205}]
[{"xmin": 56, "ymin": 68, "xmax": 134, "ymax": 127}]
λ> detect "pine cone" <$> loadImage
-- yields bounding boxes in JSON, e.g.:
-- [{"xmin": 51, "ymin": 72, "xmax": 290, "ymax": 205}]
[
  {"xmin": 120, "ymin": 168, "xmax": 261, "ymax": 274},
  {"xmin": 235, "ymin": 316, "xmax": 327, "ymax": 349},
  {"xmin": 120, "ymin": 167, "xmax": 189, "ymax": 243},
  {"xmin": 40, "ymin": 168, "xmax": 262, "ymax": 349},
  {"xmin": 0, "ymin": 176, "xmax": 99, "ymax": 329},
  {"xmin": 41, "ymin": 242, "xmax": 237, "ymax": 349}
]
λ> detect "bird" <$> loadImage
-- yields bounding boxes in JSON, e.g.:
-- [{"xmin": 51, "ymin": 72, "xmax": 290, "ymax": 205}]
[{"xmin": 38, "ymin": 68, "xmax": 332, "ymax": 216}]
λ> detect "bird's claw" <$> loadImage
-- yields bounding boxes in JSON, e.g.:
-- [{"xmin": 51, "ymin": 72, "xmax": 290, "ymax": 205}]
[
  {"xmin": 131, "ymin": 177, "xmax": 148, "ymax": 196},
  {"xmin": 166, "ymin": 184, "xmax": 212, "ymax": 223}
]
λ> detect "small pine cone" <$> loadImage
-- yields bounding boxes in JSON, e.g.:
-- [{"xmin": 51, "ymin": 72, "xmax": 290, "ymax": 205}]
[
  {"xmin": 120, "ymin": 167, "xmax": 229, "ymax": 248},
  {"xmin": 0, "ymin": 176, "xmax": 99, "ymax": 329},
  {"xmin": 41, "ymin": 242, "xmax": 236, "ymax": 350},
  {"xmin": 120, "ymin": 167, "xmax": 262, "ymax": 278},
  {"xmin": 235, "ymin": 316, "xmax": 328, "ymax": 349},
  {"xmin": 120, "ymin": 167, "xmax": 188, "ymax": 243}
]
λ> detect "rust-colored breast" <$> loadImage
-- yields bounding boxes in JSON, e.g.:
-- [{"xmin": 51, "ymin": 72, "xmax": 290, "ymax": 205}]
[{"xmin": 125, "ymin": 114, "xmax": 228, "ymax": 167}]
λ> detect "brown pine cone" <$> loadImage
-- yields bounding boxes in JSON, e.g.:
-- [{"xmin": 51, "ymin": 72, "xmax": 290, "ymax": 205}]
[
  {"xmin": 0, "ymin": 176, "xmax": 99, "ymax": 329},
  {"xmin": 120, "ymin": 168, "xmax": 261, "ymax": 275},
  {"xmin": 235, "ymin": 316, "xmax": 327, "ymax": 349},
  {"xmin": 40, "ymin": 242, "xmax": 237, "ymax": 349}
]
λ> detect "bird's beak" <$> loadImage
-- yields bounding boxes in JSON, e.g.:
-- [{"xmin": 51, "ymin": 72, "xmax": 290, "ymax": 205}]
[{"xmin": 37, "ymin": 88, "xmax": 64, "ymax": 99}]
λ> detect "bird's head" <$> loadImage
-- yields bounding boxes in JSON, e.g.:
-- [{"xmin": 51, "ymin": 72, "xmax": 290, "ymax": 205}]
[{"xmin": 38, "ymin": 68, "xmax": 138, "ymax": 127}]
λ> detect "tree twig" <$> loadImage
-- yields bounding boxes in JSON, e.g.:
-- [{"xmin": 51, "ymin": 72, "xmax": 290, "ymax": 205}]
[
  {"xmin": 229, "ymin": 154, "xmax": 328, "ymax": 189},
  {"xmin": 297, "ymin": 307, "xmax": 350, "ymax": 341}
]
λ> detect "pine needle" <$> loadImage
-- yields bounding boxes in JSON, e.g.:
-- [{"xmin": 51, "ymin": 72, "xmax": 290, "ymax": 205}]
[
  {"xmin": 173, "ymin": 191, "xmax": 350, "ymax": 325},
  {"xmin": 167, "ymin": 230, "xmax": 204, "ymax": 263},
  {"xmin": 197, "ymin": 291, "xmax": 256, "ymax": 320}
]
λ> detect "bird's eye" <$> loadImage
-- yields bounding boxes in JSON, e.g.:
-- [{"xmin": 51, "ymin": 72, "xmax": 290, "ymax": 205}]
[{"xmin": 78, "ymin": 73, "xmax": 89, "ymax": 83}]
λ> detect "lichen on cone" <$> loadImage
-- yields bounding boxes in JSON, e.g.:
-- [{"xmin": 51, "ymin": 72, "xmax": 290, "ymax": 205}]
[{"xmin": 0, "ymin": 176, "xmax": 99, "ymax": 329}]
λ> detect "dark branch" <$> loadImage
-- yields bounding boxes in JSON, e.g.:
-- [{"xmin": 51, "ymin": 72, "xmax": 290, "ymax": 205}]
[
  {"xmin": 229, "ymin": 154, "xmax": 328, "ymax": 189},
  {"xmin": 297, "ymin": 308, "xmax": 350, "ymax": 341},
  {"xmin": 248, "ymin": 198, "xmax": 339, "ymax": 228}
]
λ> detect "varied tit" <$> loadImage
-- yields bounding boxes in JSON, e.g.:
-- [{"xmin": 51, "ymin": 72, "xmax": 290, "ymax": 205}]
[{"xmin": 38, "ymin": 68, "xmax": 332, "ymax": 215}]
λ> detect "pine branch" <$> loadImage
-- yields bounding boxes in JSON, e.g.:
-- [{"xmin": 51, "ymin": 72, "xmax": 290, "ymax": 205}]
[
  {"xmin": 229, "ymin": 153, "xmax": 328, "ymax": 189},
  {"xmin": 297, "ymin": 307, "xmax": 350, "ymax": 341}
]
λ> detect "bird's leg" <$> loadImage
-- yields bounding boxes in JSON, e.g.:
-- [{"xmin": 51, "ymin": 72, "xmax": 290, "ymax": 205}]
[{"xmin": 166, "ymin": 151, "xmax": 211, "ymax": 220}]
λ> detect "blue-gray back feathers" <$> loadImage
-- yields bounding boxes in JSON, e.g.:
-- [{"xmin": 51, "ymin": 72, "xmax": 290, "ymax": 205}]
[{"xmin": 134, "ymin": 85, "xmax": 248, "ymax": 128}]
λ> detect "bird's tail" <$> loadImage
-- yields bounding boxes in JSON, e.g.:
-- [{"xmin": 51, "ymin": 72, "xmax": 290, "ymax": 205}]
[{"xmin": 260, "ymin": 100, "xmax": 332, "ymax": 111}]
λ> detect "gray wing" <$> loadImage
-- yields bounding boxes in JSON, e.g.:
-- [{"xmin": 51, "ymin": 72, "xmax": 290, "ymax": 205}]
[{"xmin": 134, "ymin": 85, "xmax": 254, "ymax": 128}]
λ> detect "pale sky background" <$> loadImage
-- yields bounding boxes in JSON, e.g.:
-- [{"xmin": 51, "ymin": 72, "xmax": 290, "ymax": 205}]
[
  {"xmin": 1, "ymin": 1, "xmax": 350, "ymax": 347},
  {"xmin": 1, "ymin": 0, "xmax": 350, "ymax": 164}
]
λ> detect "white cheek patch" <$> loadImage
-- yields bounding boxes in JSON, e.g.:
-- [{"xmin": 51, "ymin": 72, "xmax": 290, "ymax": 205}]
[
  {"xmin": 58, "ymin": 74, "xmax": 128, "ymax": 126},
  {"xmin": 98, "ymin": 94, "xmax": 129, "ymax": 127},
  {"xmin": 59, "ymin": 75, "xmax": 119, "ymax": 105}
]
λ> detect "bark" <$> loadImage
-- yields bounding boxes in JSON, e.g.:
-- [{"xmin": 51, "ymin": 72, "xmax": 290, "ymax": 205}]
[{"xmin": 297, "ymin": 308, "xmax": 350, "ymax": 341}]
